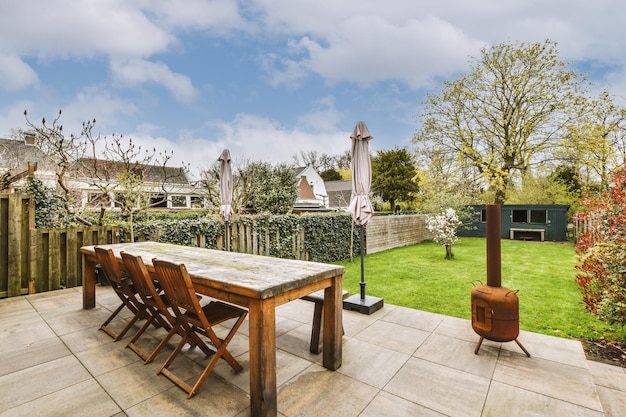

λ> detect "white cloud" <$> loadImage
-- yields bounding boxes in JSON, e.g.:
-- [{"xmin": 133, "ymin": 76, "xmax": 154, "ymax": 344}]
[
  {"xmin": 110, "ymin": 59, "xmax": 197, "ymax": 103},
  {"xmin": 0, "ymin": 55, "xmax": 39, "ymax": 91},
  {"xmin": 0, "ymin": 1, "xmax": 172, "ymax": 58},
  {"xmin": 296, "ymin": 96, "xmax": 342, "ymax": 132}
]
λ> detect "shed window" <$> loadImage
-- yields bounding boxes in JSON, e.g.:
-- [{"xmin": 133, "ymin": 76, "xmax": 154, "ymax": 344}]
[{"xmin": 512, "ymin": 209, "xmax": 548, "ymax": 224}]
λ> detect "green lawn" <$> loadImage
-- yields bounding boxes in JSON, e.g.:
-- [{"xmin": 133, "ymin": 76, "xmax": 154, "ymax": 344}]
[{"xmin": 337, "ymin": 237, "xmax": 626, "ymax": 343}]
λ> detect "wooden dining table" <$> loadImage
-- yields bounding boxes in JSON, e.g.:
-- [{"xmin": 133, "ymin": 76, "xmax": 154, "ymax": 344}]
[{"xmin": 80, "ymin": 241, "xmax": 344, "ymax": 417}]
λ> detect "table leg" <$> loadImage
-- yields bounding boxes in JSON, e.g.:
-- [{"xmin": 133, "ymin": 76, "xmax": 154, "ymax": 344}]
[
  {"xmin": 322, "ymin": 275, "xmax": 343, "ymax": 370},
  {"xmin": 248, "ymin": 298, "xmax": 277, "ymax": 417},
  {"xmin": 82, "ymin": 254, "xmax": 97, "ymax": 309}
]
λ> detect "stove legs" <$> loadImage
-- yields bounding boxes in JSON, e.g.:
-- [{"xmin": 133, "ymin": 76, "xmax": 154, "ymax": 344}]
[{"xmin": 474, "ymin": 336, "xmax": 531, "ymax": 357}]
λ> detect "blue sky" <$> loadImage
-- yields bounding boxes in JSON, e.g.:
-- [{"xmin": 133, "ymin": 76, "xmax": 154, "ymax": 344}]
[{"xmin": 1, "ymin": 1, "xmax": 625, "ymax": 178}]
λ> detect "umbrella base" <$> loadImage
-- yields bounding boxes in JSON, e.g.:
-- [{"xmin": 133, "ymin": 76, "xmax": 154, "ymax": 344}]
[{"xmin": 343, "ymin": 294, "xmax": 384, "ymax": 315}]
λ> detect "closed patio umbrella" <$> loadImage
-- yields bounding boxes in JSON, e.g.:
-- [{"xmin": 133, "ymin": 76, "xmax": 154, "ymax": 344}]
[
  {"xmin": 218, "ymin": 149, "xmax": 234, "ymax": 251},
  {"xmin": 343, "ymin": 122, "xmax": 384, "ymax": 315}
]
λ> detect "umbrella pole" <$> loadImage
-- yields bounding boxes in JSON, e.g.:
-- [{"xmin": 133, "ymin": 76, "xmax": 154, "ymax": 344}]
[
  {"xmin": 360, "ymin": 224, "xmax": 366, "ymax": 300},
  {"xmin": 343, "ymin": 222, "xmax": 384, "ymax": 314},
  {"xmin": 225, "ymin": 220, "xmax": 230, "ymax": 252}
]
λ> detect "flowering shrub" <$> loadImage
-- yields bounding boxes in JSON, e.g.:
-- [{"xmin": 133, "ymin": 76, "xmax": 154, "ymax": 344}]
[
  {"xmin": 426, "ymin": 207, "xmax": 462, "ymax": 259},
  {"xmin": 574, "ymin": 166, "xmax": 626, "ymax": 324}
]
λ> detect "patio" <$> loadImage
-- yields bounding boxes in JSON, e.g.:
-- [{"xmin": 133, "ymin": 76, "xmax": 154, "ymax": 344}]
[{"xmin": 1, "ymin": 285, "xmax": 626, "ymax": 417}]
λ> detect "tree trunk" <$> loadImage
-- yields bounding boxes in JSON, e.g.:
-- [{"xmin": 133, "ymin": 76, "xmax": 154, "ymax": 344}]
[{"xmin": 445, "ymin": 244, "xmax": 454, "ymax": 259}]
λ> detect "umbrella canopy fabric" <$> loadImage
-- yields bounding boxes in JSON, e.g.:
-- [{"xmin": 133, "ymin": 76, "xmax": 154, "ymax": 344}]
[
  {"xmin": 218, "ymin": 149, "xmax": 234, "ymax": 221},
  {"xmin": 347, "ymin": 122, "xmax": 374, "ymax": 226}
]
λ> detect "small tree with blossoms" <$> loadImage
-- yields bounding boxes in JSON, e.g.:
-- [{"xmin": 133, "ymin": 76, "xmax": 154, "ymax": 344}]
[
  {"xmin": 574, "ymin": 166, "xmax": 626, "ymax": 325},
  {"xmin": 426, "ymin": 207, "xmax": 462, "ymax": 259}
]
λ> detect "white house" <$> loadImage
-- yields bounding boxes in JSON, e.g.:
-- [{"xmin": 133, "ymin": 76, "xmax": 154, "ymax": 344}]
[{"xmin": 293, "ymin": 165, "xmax": 329, "ymax": 211}]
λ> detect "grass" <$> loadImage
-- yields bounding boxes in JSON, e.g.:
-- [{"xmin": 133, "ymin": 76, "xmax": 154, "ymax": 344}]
[{"xmin": 337, "ymin": 237, "xmax": 626, "ymax": 343}]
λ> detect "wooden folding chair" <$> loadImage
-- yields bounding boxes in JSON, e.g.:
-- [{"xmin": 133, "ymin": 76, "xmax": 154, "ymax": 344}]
[
  {"xmin": 120, "ymin": 252, "xmax": 177, "ymax": 363},
  {"xmin": 95, "ymin": 247, "xmax": 144, "ymax": 341},
  {"xmin": 152, "ymin": 258, "xmax": 248, "ymax": 398}
]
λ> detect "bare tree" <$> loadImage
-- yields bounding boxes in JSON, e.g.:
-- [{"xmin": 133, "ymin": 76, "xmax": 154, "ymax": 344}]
[{"xmin": 24, "ymin": 109, "xmax": 92, "ymax": 224}]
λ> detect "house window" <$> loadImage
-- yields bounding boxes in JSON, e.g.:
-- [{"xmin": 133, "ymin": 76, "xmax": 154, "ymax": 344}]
[
  {"xmin": 149, "ymin": 194, "xmax": 167, "ymax": 208},
  {"xmin": 512, "ymin": 209, "xmax": 548, "ymax": 224},
  {"xmin": 191, "ymin": 196, "xmax": 204, "ymax": 209},
  {"xmin": 171, "ymin": 195, "xmax": 188, "ymax": 208},
  {"xmin": 480, "ymin": 209, "xmax": 487, "ymax": 222}
]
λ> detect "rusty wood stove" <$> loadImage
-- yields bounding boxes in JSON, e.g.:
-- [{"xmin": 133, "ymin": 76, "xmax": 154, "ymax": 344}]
[{"xmin": 471, "ymin": 205, "xmax": 530, "ymax": 357}]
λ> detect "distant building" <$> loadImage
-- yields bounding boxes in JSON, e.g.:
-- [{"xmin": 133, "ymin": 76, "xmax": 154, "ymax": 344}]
[
  {"xmin": 0, "ymin": 136, "xmax": 57, "ymax": 191},
  {"xmin": 293, "ymin": 165, "xmax": 329, "ymax": 212},
  {"xmin": 325, "ymin": 180, "xmax": 352, "ymax": 210},
  {"xmin": 0, "ymin": 137, "xmax": 204, "ymax": 209}
]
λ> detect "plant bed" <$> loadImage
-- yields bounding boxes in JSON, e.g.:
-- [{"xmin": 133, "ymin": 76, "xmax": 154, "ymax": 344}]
[{"xmin": 581, "ymin": 338, "xmax": 626, "ymax": 368}]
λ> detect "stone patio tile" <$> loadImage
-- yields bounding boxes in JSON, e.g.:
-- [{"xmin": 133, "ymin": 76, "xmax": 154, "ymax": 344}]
[
  {"xmin": 0, "ymin": 355, "xmax": 92, "ymax": 413},
  {"xmin": 338, "ymin": 338, "xmax": 410, "ymax": 389},
  {"xmin": 414, "ymin": 332, "xmax": 499, "ymax": 379},
  {"xmin": 2, "ymin": 379, "xmax": 121, "ymax": 417},
  {"xmin": 384, "ymin": 356, "xmax": 490, "ymax": 417},
  {"xmin": 342, "ymin": 305, "xmax": 393, "ymax": 338},
  {"xmin": 380, "ymin": 305, "xmax": 445, "ymax": 333},
  {"xmin": 359, "ymin": 391, "xmax": 446, "ymax": 417},
  {"xmin": 212, "ymin": 348, "xmax": 313, "ymax": 394},
  {"xmin": 277, "ymin": 364, "xmax": 379, "ymax": 417},
  {"xmin": 0, "ymin": 314, "xmax": 58, "ymax": 349},
  {"xmin": 353, "ymin": 319, "xmax": 430, "ymax": 355},
  {"xmin": 587, "ymin": 360, "xmax": 626, "ymax": 391},
  {"xmin": 276, "ymin": 322, "xmax": 324, "ymax": 362},
  {"xmin": 26, "ymin": 288, "xmax": 82, "ymax": 313},
  {"xmin": 0, "ymin": 296, "xmax": 38, "ymax": 321},
  {"xmin": 125, "ymin": 377, "xmax": 250, "ymax": 417},
  {"xmin": 0, "ymin": 335, "xmax": 71, "ymax": 377},
  {"xmin": 501, "ymin": 329, "xmax": 589, "ymax": 368},
  {"xmin": 596, "ymin": 385, "xmax": 626, "ymax": 417},
  {"xmin": 42, "ymin": 304, "xmax": 116, "ymax": 336},
  {"xmin": 74, "ymin": 338, "xmax": 144, "ymax": 376},
  {"xmin": 484, "ymin": 380, "xmax": 604, "ymax": 417},
  {"xmin": 97, "ymin": 360, "xmax": 191, "ymax": 410},
  {"xmin": 494, "ymin": 351, "xmax": 603, "ymax": 412}
]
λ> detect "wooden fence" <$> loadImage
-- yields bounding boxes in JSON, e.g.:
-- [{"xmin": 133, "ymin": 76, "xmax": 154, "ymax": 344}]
[
  {"xmin": 1, "ymin": 194, "xmax": 119, "ymax": 298},
  {"xmin": 2, "ymin": 192, "xmax": 433, "ymax": 299}
]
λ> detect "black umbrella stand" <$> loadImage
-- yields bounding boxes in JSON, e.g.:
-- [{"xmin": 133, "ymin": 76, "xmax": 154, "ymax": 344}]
[{"xmin": 343, "ymin": 224, "xmax": 384, "ymax": 315}]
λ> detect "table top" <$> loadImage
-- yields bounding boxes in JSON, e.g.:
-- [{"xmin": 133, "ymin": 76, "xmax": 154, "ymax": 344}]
[{"xmin": 81, "ymin": 241, "xmax": 345, "ymax": 300}]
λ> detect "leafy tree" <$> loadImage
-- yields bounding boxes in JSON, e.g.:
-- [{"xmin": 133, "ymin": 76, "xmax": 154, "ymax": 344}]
[
  {"xmin": 371, "ymin": 146, "xmax": 419, "ymax": 210},
  {"xmin": 559, "ymin": 89, "xmax": 626, "ymax": 193},
  {"xmin": 426, "ymin": 208, "xmax": 462, "ymax": 259},
  {"xmin": 247, "ymin": 162, "xmax": 297, "ymax": 214},
  {"xmin": 574, "ymin": 166, "xmax": 626, "ymax": 325},
  {"xmin": 319, "ymin": 168, "xmax": 342, "ymax": 181},
  {"xmin": 414, "ymin": 39, "xmax": 589, "ymax": 204}
]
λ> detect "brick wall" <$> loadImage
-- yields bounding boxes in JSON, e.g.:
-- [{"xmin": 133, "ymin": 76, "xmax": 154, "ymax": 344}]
[{"xmin": 366, "ymin": 214, "xmax": 433, "ymax": 254}]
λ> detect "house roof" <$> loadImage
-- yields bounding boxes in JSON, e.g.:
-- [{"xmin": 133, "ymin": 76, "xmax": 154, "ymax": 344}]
[
  {"xmin": 0, "ymin": 137, "xmax": 56, "ymax": 172},
  {"xmin": 73, "ymin": 158, "xmax": 190, "ymax": 185},
  {"xmin": 325, "ymin": 180, "xmax": 352, "ymax": 208}
]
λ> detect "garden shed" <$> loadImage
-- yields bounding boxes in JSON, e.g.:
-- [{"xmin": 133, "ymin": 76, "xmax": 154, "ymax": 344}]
[{"xmin": 458, "ymin": 204, "xmax": 570, "ymax": 242}]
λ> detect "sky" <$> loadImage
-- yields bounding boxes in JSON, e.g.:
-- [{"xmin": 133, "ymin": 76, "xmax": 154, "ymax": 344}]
[{"xmin": 1, "ymin": 0, "xmax": 626, "ymax": 179}]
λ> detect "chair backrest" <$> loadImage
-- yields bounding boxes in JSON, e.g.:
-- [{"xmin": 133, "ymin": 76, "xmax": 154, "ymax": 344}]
[
  {"xmin": 121, "ymin": 252, "xmax": 164, "ymax": 309},
  {"xmin": 152, "ymin": 259, "xmax": 203, "ymax": 316},
  {"xmin": 95, "ymin": 247, "xmax": 126, "ymax": 287}
]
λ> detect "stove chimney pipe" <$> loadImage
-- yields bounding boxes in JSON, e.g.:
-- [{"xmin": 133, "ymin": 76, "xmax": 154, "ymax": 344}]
[{"xmin": 486, "ymin": 204, "xmax": 501, "ymax": 288}]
